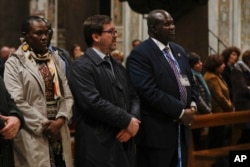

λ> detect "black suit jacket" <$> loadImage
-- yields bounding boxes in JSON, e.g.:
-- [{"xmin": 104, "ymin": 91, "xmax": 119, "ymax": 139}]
[
  {"xmin": 126, "ymin": 38, "xmax": 197, "ymax": 148},
  {"xmin": 0, "ymin": 57, "xmax": 5, "ymax": 77}
]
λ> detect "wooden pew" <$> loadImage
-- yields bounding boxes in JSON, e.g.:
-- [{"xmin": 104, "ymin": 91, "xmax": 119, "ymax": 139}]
[{"xmin": 188, "ymin": 110, "xmax": 250, "ymax": 167}]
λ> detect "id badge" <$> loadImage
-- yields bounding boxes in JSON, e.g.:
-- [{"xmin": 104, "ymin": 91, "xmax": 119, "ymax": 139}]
[{"xmin": 179, "ymin": 75, "xmax": 190, "ymax": 86}]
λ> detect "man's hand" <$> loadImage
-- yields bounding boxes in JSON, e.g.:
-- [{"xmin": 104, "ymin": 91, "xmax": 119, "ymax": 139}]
[
  {"xmin": 126, "ymin": 117, "xmax": 141, "ymax": 136},
  {"xmin": 179, "ymin": 108, "xmax": 195, "ymax": 126},
  {"xmin": 116, "ymin": 129, "xmax": 132, "ymax": 142},
  {"xmin": 0, "ymin": 115, "xmax": 21, "ymax": 139}
]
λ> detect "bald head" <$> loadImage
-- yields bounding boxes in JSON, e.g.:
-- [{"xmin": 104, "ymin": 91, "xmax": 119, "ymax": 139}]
[
  {"xmin": 147, "ymin": 9, "xmax": 175, "ymax": 45},
  {"xmin": 0, "ymin": 46, "xmax": 10, "ymax": 61},
  {"xmin": 148, "ymin": 10, "xmax": 170, "ymax": 24}
]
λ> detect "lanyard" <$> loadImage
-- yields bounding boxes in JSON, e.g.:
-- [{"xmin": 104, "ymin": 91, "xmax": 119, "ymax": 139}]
[{"xmin": 177, "ymin": 125, "xmax": 182, "ymax": 167}]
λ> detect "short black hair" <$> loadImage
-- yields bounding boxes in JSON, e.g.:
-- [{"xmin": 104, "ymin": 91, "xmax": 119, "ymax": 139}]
[
  {"xmin": 188, "ymin": 52, "xmax": 200, "ymax": 68},
  {"xmin": 204, "ymin": 54, "xmax": 224, "ymax": 73},
  {"xmin": 83, "ymin": 15, "xmax": 112, "ymax": 47},
  {"xmin": 21, "ymin": 16, "xmax": 45, "ymax": 36}
]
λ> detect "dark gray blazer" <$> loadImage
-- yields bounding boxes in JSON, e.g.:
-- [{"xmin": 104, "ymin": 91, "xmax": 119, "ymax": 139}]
[{"xmin": 69, "ymin": 47, "xmax": 140, "ymax": 167}]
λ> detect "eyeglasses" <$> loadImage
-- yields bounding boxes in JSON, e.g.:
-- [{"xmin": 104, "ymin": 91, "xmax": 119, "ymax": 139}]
[{"xmin": 102, "ymin": 30, "xmax": 118, "ymax": 37}]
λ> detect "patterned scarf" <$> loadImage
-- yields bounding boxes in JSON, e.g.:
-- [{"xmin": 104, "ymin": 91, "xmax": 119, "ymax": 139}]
[{"xmin": 22, "ymin": 42, "xmax": 62, "ymax": 99}]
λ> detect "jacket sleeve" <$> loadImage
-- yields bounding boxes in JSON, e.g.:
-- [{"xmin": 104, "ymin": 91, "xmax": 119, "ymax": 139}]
[
  {"xmin": 4, "ymin": 55, "xmax": 47, "ymax": 136},
  {"xmin": 125, "ymin": 68, "xmax": 140, "ymax": 119}
]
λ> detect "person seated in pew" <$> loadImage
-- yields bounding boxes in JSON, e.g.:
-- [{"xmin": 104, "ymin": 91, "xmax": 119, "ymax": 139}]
[{"xmin": 203, "ymin": 54, "xmax": 234, "ymax": 148}]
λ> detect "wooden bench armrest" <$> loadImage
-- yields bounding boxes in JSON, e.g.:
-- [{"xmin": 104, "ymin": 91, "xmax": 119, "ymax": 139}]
[
  {"xmin": 193, "ymin": 143, "xmax": 250, "ymax": 158},
  {"xmin": 191, "ymin": 110, "xmax": 250, "ymax": 129}
]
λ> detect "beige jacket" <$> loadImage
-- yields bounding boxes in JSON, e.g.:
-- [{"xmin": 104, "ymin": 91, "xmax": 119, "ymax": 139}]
[
  {"xmin": 4, "ymin": 46, "xmax": 73, "ymax": 167},
  {"xmin": 204, "ymin": 72, "xmax": 234, "ymax": 113}
]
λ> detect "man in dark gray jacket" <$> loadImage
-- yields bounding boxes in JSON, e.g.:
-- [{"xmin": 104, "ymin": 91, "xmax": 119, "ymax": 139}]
[{"xmin": 68, "ymin": 14, "xmax": 140, "ymax": 167}]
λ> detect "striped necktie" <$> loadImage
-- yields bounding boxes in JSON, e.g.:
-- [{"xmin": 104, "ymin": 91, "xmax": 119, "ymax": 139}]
[
  {"xmin": 163, "ymin": 47, "xmax": 187, "ymax": 167},
  {"xmin": 163, "ymin": 48, "xmax": 187, "ymax": 106}
]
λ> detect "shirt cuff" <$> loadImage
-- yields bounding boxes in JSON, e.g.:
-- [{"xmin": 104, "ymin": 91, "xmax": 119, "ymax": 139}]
[
  {"xmin": 179, "ymin": 109, "xmax": 185, "ymax": 119},
  {"xmin": 190, "ymin": 101, "xmax": 197, "ymax": 108},
  {"xmin": 179, "ymin": 101, "xmax": 197, "ymax": 119}
]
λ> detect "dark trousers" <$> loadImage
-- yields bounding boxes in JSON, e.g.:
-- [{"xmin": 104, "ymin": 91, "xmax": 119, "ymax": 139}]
[
  {"xmin": 0, "ymin": 141, "xmax": 14, "ymax": 167},
  {"xmin": 136, "ymin": 144, "xmax": 188, "ymax": 167}
]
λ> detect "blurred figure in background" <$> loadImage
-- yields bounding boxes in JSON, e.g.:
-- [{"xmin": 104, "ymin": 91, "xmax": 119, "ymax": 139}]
[
  {"xmin": 188, "ymin": 52, "xmax": 212, "ymax": 114},
  {"xmin": 131, "ymin": 39, "xmax": 141, "ymax": 48},
  {"xmin": 70, "ymin": 44, "xmax": 84, "ymax": 61},
  {"xmin": 188, "ymin": 52, "xmax": 211, "ymax": 149},
  {"xmin": 9, "ymin": 47, "xmax": 16, "ymax": 53},
  {"xmin": 111, "ymin": 49, "xmax": 124, "ymax": 64},
  {"xmin": 204, "ymin": 54, "xmax": 234, "ymax": 149},
  {"xmin": 221, "ymin": 46, "xmax": 241, "ymax": 102},
  {"xmin": 231, "ymin": 49, "xmax": 250, "ymax": 144},
  {"xmin": 0, "ymin": 46, "xmax": 11, "ymax": 77}
]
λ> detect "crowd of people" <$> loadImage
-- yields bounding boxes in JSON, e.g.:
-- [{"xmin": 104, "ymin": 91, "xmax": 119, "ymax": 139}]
[{"xmin": 0, "ymin": 8, "xmax": 249, "ymax": 167}]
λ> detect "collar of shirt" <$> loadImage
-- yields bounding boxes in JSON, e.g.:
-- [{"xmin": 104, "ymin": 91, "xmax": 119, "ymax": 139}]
[
  {"xmin": 92, "ymin": 47, "xmax": 106, "ymax": 60},
  {"xmin": 151, "ymin": 37, "xmax": 174, "ymax": 56},
  {"xmin": 151, "ymin": 38, "xmax": 177, "ymax": 64}
]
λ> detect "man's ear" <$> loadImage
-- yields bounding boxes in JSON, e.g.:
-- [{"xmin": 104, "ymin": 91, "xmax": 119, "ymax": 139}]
[
  {"xmin": 150, "ymin": 25, "xmax": 157, "ymax": 34},
  {"xmin": 92, "ymin": 33, "xmax": 101, "ymax": 42}
]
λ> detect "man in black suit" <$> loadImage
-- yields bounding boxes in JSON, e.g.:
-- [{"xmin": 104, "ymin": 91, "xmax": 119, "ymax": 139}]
[{"xmin": 126, "ymin": 9, "xmax": 197, "ymax": 167}]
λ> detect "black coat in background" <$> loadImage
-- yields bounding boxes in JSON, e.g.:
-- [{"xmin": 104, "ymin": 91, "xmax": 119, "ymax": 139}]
[
  {"xmin": 0, "ymin": 57, "xmax": 5, "ymax": 77},
  {"xmin": 222, "ymin": 65, "xmax": 234, "ymax": 102},
  {"xmin": 0, "ymin": 76, "xmax": 24, "ymax": 167},
  {"xmin": 231, "ymin": 62, "xmax": 250, "ymax": 110},
  {"xmin": 68, "ymin": 48, "xmax": 140, "ymax": 167},
  {"xmin": 231, "ymin": 61, "xmax": 250, "ymax": 144}
]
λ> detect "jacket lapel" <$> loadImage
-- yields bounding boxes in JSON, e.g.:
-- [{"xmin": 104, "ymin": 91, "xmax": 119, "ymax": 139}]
[
  {"xmin": 15, "ymin": 50, "xmax": 46, "ymax": 94},
  {"xmin": 85, "ymin": 48, "xmax": 123, "ymax": 89},
  {"xmin": 169, "ymin": 43, "xmax": 185, "ymax": 74},
  {"xmin": 148, "ymin": 39, "xmax": 177, "ymax": 80}
]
